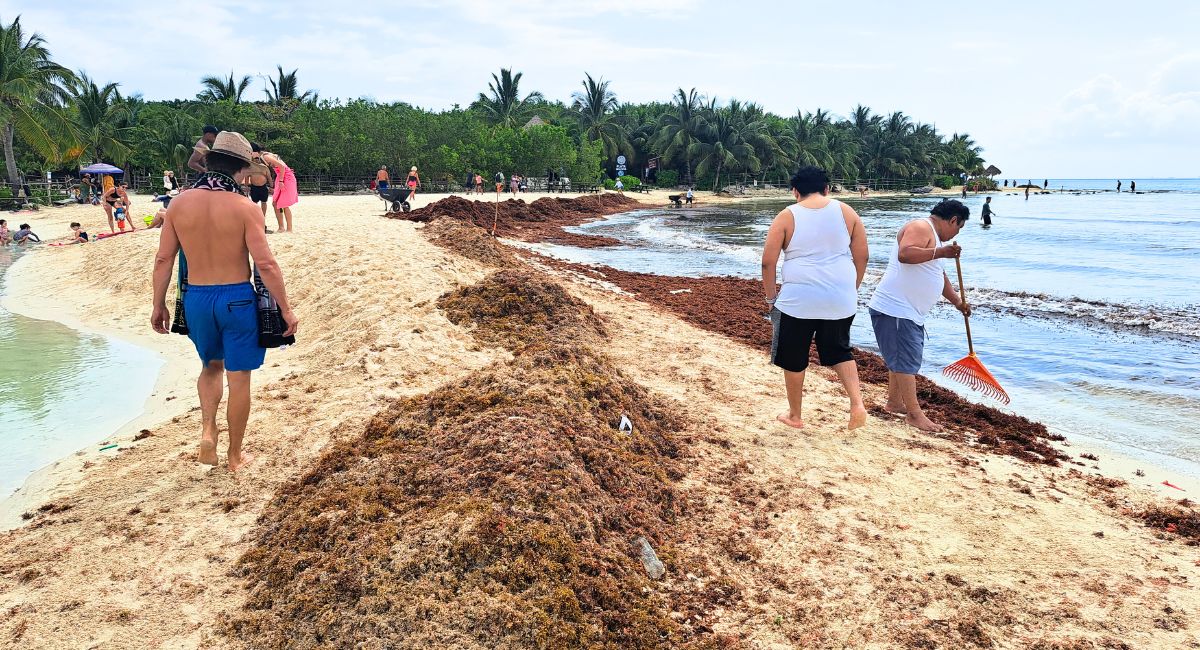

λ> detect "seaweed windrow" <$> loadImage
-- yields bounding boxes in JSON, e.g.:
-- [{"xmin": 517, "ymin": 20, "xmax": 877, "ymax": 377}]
[
  {"xmin": 387, "ymin": 194, "xmax": 639, "ymax": 248},
  {"xmin": 225, "ymin": 270, "xmax": 738, "ymax": 649}
]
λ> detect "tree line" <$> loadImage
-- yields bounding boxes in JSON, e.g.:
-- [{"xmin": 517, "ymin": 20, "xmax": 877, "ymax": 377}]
[{"xmin": 2, "ymin": 15, "xmax": 986, "ymax": 192}]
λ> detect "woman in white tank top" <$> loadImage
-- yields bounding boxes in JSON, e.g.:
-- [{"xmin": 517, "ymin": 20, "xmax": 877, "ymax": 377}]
[{"xmin": 761, "ymin": 166, "xmax": 869, "ymax": 432}]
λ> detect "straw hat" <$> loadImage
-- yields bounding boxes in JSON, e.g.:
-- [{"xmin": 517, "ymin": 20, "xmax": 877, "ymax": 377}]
[{"xmin": 210, "ymin": 131, "xmax": 252, "ymax": 163}]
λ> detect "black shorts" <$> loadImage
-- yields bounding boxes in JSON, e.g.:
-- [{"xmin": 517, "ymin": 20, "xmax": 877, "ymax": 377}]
[
  {"xmin": 770, "ymin": 310, "xmax": 855, "ymax": 373},
  {"xmin": 249, "ymin": 184, "xmax": 269, "ymax": 203}
]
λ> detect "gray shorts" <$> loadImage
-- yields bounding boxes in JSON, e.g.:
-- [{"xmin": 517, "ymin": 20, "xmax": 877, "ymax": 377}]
[{"xmin": 869, "ymin": 308, "xmax": 925, "ymax": 374}]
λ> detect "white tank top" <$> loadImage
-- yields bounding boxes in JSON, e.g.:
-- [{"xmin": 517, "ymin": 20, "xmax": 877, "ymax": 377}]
[
  {"xmin": 773, "ymin": 200, "xmax": 858, "ymax": 320},
  {"xmin": 868, "ymin": 218, "xmax": 944, "ymax": 325}
]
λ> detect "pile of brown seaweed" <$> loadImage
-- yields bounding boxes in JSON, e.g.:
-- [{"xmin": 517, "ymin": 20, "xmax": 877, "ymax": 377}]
[
  {"xmin": 387, "ymin": 194, "xmax": 640, "ymax": 248},
  {"xmin": 224, "ymin": 270, "xmax": 738, "ymax": 649}
]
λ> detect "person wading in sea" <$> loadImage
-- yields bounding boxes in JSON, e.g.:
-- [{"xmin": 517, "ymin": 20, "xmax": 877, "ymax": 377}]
[
  {"xmin": 151, "ymin": 131, "xmax": 297, "ymax": 471},
  {"xmin": 867, "ymin": 199, "xmax": 971, "ymax": 432},
  {"xmin": 981, "ymin": 196, "xmax": 995, "ymax": 226},
  {"xmin": 761, "ymin": 165, "xmax": 869, "ymax": 431}
]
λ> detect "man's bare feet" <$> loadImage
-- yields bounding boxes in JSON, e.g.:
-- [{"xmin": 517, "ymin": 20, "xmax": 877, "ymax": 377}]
[
  {"xmin": 198, "ymin": 439, "xmax": 218, "ymax": 466},
  {"xmin": 228, "ymin": 452, "xmax": 255, "ymax": 473},
  {"xmin": 776, "ymin": 413, "xmax": 804, "ymax": 429},
  {"xmin": 848, "ymin": 406, "xmax": 868, "ymax": 430},
  {"xmin": 883, "ymin": 402, "xmax": 907, "ymax": 416},
  {"xmin": 905, "ymin": 413, "xmax": 944, "ymax": 433}
]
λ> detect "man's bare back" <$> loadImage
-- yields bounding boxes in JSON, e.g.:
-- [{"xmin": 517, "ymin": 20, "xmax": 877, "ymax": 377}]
[{"xmin": 166, "ymin": 190, "xmax": 258, "ymax": 285}]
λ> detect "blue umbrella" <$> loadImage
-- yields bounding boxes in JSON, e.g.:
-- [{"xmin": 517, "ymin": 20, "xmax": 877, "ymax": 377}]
[{"xmin": 80, "ymin": 163, "xmax": 123, "ymax": 175}]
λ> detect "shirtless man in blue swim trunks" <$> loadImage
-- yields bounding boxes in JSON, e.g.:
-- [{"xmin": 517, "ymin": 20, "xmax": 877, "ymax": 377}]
[{"xmin": 150, "ymin": 131, "xmax": 298, "ymax": 472}]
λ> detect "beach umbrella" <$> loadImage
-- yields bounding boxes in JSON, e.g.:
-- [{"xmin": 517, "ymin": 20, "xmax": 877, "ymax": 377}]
[
  {"xmin": 984, "ymin": 165, "xmax": 1002, "ymax": 176},
  {"xmin": 942, "ymin": 257, "xmax": 1010, "ymax": 404},
  {"xmin": 80, "ymin": 163, "xmax": 124, "ymax": 175}
]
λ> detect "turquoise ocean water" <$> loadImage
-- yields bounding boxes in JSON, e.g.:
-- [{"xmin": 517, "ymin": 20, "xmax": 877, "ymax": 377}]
[
  {"xmin": 0, "ymin": 247, "xmax": 162, "ymax": 495},
  {"xmin": 529, "ymin": 179, "xmax": 1200, "ymax": 475}
]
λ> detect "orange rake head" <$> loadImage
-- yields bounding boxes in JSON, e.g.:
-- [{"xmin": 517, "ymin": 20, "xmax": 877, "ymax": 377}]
[{"xmin": 943, "ymin": 353, "xmax": 1010, "ymax": 404}]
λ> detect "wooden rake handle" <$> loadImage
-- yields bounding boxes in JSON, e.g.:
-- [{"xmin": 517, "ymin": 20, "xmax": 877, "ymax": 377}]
[{"xmin": 953, "ymin": 255, "xmax": 975, "ymax": 356}]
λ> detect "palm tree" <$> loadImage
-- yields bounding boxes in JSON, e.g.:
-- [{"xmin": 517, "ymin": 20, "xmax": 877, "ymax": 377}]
[
  {"xmin": 264, "ymin": 66, "xmax": 316, "ymax": 105},
  {"xmin": 570, "ymin": 73, "xmax": 629, "ymax": 162},
  {"xmin": 473, "ymin": 68, "xmax": 543, "ymax": 128},
  {"xmin": 0, "ymin": 15, "xmax": 77, "ymax": 186},
  {"xmin": 139, "ymin": 107, "xmax": 199, "ymax": 174},
  {"xmin": 689, "ymin": 105, "xmax": 761, "ymax": 191},
  {"xmin": 69, "ymin": 73, "xmax": 133, "ymax": 164},
  {"xmin": 652, "ymin": 87, "xmax": 704, "ymax": 185},
  {"xmin": 198, "ymin": 72, "xmax": 252, "ymax": 103}
]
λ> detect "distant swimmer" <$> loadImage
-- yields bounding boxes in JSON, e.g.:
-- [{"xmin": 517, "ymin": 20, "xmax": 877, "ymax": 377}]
[
  {"xmin": 1117, "ymin": 180, "xmax": 1122, "ymax": 192},
  {"xmin": 981, "ymin": 196, "xmax": 995, "ymax": 227}
]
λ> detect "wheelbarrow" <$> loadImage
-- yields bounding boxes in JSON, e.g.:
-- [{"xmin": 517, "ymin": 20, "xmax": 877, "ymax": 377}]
[{"xmin": 379, "ymin": 186, "xmax": 413, "ymax": 213}]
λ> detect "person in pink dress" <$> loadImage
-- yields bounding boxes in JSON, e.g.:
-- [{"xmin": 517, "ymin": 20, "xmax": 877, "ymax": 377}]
[{"xmin": 252, "ymin": 142, "xmax": 298, "ymax": 232}]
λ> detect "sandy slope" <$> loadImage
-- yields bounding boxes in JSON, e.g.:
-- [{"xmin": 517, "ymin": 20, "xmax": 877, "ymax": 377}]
[{"xmin": 0, "ymin": 193, "xmax": 1195, "ymax": 648}]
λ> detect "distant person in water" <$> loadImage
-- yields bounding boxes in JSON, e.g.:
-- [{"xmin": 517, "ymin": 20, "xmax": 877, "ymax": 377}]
[
  {"xmin": 151, "ymin": 131, "xmax": 297, "ymax": 472},
  {"xmin": 761, "ymin": 165, "xmax": 869, "ymax": 431},
  {"xmin": 1116, "ymin": 180, "xmax": 1122, "ymax": 192},
  {"xmin": 0, "ymin": 219, "xmax": 9, "ymax": 245},
  {"xmin": 868, "ymin": 199, "xmax": 971, "ymax": 432},
  {"xmin": 1130, "ymin": 180, "xmax": 1136, "ymax": 193},
  {"xmin": 961, "ymin": 184, "xmax": 967, "ymax": 198},
  {"xmin": 1043, "ymin": 179, "xmax": 1048, "ymax": 189},
  {"xmin": 981, "ymin": 196, "xmax": 994, "ymax": 226},
  {"xmin": 1003, "ymin": 179, "xmax": 1008, "ymax": 187},
  {"xmin": 1025, "ymin": 186, "xmax": 1030, "ymax": 200}
]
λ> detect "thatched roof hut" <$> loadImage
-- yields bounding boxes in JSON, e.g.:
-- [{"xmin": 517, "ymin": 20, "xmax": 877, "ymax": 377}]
[
  {"xmin": 984, "ymin": 164, "xmax": 1002, "ymax": 176},
  {"xmin": 523, "ymin": 115, "xmax": 546, "ymax": 129}
]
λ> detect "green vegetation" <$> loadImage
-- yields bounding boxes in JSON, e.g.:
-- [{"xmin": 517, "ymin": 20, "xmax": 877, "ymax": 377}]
[
  {"xmin": 934, "ymin": 175, "xmax": 957, "ymax": 189},
  {"xmin": 2, "ymin": 14, "xmax": 988, "ymax": 193}
]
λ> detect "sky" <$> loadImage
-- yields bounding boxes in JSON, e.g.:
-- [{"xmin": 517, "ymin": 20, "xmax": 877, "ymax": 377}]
[{"xmin": 8, "ymin": 0, "xmax": 1200, "ymax": 178}]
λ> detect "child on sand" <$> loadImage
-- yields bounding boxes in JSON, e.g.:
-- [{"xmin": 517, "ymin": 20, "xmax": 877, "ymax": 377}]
[
  {"xmin": 13, "ymin": 224, "xmax": 40, "ymax": 244},
  {"xmin": 68, "ymin": 222, "xmax": 89, "ymax": 243}
]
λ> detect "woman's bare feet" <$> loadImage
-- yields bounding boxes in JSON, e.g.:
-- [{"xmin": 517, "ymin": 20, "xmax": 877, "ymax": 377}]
[
  {"xmin": 905, "ymin": 413, "xmax": 944, "ymax": 433},
  {"xmin": 848, "ymin": 406, "xmax": 868, "ymax": 430},
  {"xmin": 228, "ymin": 452, "xmax": 255, "ymax": 473},
  {"xmin": 776, "ymin": 413, "xmax": 804, "ymax": 429},
  {"xmin": 198, "ymin": 438, "xmax": 218, "ymax": 466}
]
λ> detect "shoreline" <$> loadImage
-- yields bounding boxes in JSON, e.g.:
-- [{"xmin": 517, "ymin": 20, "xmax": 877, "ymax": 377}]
[{"xmin": 0, "ymin": 247, "xmax": 197, "ymax": 530}]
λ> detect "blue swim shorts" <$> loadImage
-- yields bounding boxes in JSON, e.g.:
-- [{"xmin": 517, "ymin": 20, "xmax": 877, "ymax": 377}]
[
  {"xmin": 869, "ymin": 308, "xmax": 925, "ymax": 375},
  {"xmin": 183, "ymin": 283, "xmax": 265, "ymax": 372}
]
